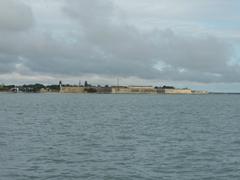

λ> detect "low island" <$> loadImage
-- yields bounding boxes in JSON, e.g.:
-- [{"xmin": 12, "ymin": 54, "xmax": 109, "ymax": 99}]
[{"xmin": 0, "ymin": 81, "xmax": 208, "ymax": 95}]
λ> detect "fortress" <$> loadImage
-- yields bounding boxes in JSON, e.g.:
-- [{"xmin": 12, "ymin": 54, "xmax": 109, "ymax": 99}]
[
  {"xmin": 3, "ymin": 81, "xmax": 207, "ymax": 94},
  {"xmin": 59, "ymin": 85, "xmax": 208, "ymax": 95}
]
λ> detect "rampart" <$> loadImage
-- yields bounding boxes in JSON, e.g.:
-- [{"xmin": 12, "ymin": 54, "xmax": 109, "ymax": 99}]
[
  {"xmin": 112, "ymin": 86, "xmax": 157, "ymax": 94},
  {"xmin": 162, "ymin": 89, "xmax": 193, "ymax": 94},
  {"xmin": 59, "ymin": 86, "xmax": 208, "ymax": 95},
  {"xmin": 191, "ymin": 90, "xmax": 208, "ymax": 94},
  {"xmin": 60, "ymin": 87, "xmax": 85, "ymax": 93}
]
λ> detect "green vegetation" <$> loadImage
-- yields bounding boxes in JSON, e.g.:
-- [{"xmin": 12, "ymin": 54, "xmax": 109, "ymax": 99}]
[
  {"xmin": 46, "ymin": 85, "xmax": 60, "ymax": 91},
  {"xmin": 21, "ymin": 84, "xmax": 45, "ymax": 92},
  {"xmin": 0, "ymin": 85, "xmax": 15, "ymax": 92},
  {"xmin": 0, "ymin": 83, "xmax": 60, "ymax": 93}
]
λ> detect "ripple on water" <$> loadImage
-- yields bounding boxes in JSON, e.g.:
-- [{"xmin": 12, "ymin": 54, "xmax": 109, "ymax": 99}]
[{"xmin": 0, "ymin": 94, "xmax": 240, "ymax": 179}]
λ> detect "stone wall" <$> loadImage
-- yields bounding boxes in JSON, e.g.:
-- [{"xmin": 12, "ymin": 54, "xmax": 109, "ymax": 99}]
[
  {"xmin": 129, "ymin": 86, "xmax": 157, "ymax": 94},
  {"xmin": 59, "ymin": 86, "xmax": 207, "ymax": 95},
  {"xmin": 163, "ymin": 89, "xmax": 193, "ymax": 94},
  {"xmin": 60, "ymin": 87, "xmax": 85, "ymax": 93},
  {"xmin": 192, "ymin": 90, "xmax": 208, "ymax": 94},
  {"xmin": 112, "ymin": 87, "xmax": 130, "ymax": 94},
  {"xmin": 112, "ymin": 86, "xmax": 157, "ymax": 94}
]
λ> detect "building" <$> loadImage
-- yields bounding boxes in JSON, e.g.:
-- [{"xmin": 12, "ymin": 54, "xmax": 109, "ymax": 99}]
[
  {"xmin": 57, "ymin": 82, "xmax": 208, "ymax": 95},
  {"xmin": 157, "ymin": 88, "xmax": 192, "ymax": 94}
]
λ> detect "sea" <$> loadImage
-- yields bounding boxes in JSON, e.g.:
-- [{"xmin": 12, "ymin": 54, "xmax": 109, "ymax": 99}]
[{"xmin": 0, "ymin": 93, "xmax": 240, "ymax": 180}]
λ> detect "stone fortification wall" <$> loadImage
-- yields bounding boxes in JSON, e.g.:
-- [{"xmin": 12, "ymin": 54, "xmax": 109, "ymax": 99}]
[
  {"xmin": 61, "ymin": 86, "xmax": 112, "ymax": 94},
  {"xmin": 59, "ymin": 86, "xmax": 207, "ymax": 95},
  {"xmin": 60, "ymin": 87, "xmax": 85, "ymax": 93},
  {"xmin": 112, "ymin": 86, "xmax": 157, "ymax": 94},
  {"xmin": 129, "ymin": 86, "xmax": 157, "ymax": 94},
  {"xmin": 112, "ymin": 87, "xmax": 130, "ymax": 94},
  {"xmin": 96, "ymin": 87, "xmax": 112, "ymax": 94},
  {"xmin": 191, "ymin": 90, "xmax": 208, "ymax": 94},
  {"xmin": 163, "ymin": 89, "xmax": 192, "ymax": 94}
]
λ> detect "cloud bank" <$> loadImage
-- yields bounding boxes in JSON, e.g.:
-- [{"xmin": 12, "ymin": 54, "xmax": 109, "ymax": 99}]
[{"xmin": 0, "ymin": 0, "xmax": 240, "ymax": 88}]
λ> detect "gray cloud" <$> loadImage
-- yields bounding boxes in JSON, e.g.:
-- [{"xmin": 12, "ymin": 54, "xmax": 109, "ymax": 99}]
[
  {"xmin": 0, "ymin": 0, "xmax": 33, "ymax": 31},
  {"xmin": 0, "ymin": 0, "xmax": 240, "ymax": 85},
  {"xmin": 60, "ymin": 0, "xmax": 239, "ymax": 82}
]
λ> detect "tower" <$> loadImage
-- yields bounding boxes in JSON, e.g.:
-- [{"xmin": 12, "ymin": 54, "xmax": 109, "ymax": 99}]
[{"xmin": 59, "ymin": 81, "xmax": 62, "ymax": 92}]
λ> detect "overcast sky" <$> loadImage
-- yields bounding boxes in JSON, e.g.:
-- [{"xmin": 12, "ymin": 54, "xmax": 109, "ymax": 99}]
[{"xmin": 0, "ymin": 0, "xmax": 240, "ymax": 92}]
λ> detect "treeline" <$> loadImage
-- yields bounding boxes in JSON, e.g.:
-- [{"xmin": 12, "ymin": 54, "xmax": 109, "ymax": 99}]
[
  {"xmin": 0, "ymin": 85, "xmax": 15, "ymax": 92},
  {"xmin": 0, "ymin": 84, "xmax": 60, "ymax": 92}
]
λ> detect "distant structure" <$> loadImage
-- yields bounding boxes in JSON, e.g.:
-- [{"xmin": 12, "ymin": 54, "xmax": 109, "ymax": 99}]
[
  {"xmin": 58, "ymin": 82, "xmax": 208, "ymax": 95},
  {"xmin": 0, "ymin": 80, "xmax": 209, "ymax": 94},
  {"xmin": 0, "ymin": 82, "xmax": 209, "ymax": 94},
  {"xmin": 10, "ymin": 87, "xmax": 19, "ymax": 93},
  {"xmin": 117, "ymin": 78, "xmax": 120, "ymax": 92},
  {"xmin": 157, "ymin": 87, "xmax": 192, "ymax": 94},
  {"xmin": 59, "ymin": 81, "xmax": 62, "ymax": 92},
  {"xmin": 112, "ymin": 86, "xmax": 156, "ymax": 94}
]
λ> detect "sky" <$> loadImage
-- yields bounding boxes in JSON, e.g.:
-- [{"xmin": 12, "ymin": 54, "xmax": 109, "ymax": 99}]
[{"xmin": 0, "ymin": 0, "xmax": 240, "ymax": 92}]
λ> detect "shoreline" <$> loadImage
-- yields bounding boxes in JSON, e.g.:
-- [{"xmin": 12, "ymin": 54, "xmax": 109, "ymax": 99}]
[{"xmin": 1, "ymin": 91, "xmax": 240, "ymax": 95}]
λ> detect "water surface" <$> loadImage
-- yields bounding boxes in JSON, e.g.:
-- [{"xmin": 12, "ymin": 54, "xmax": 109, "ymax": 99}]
[{"xmin": 0, "ymin": 93, "xmax": 240, "ymax": 179}]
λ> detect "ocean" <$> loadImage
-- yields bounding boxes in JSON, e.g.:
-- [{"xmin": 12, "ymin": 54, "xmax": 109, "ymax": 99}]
[{"xmin": 0, "ymin": 93, "xmax": 240, "ymax": 179}]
